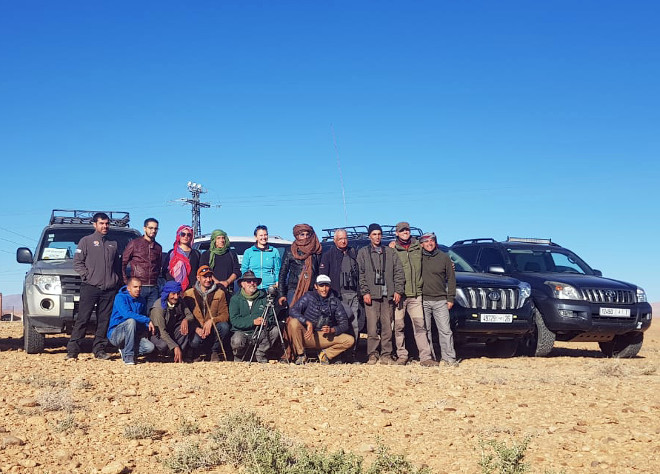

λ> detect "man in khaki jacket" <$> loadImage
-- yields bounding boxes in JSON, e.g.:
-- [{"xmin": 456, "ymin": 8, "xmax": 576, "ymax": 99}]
[{"xmin": 182, "ymin": 265, "xmax": 230, "ymax": 361}]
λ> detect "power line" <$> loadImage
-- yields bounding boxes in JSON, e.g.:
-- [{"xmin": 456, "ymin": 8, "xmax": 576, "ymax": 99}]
[{"xmin": 0, "ymin": 227, "xmax": 37, "ymax": 242}]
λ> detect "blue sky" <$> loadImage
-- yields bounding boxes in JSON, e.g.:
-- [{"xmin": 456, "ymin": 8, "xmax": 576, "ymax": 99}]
[{"xmin": 1, "ymin": 1, "xmax": 658, "ymax": 301}]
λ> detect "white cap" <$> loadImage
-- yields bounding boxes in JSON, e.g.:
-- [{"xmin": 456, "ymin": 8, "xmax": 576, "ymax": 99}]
[{"xmin": 316, "ymin": 274, "xmax": 331, "ymax": 285}]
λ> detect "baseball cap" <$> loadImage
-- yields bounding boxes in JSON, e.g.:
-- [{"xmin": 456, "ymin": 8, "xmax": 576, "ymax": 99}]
[
  {"xmin": 197, "ymin": 265, "xmax": 214, "ymax": 278},
  {"xmin": 316, "ymin": 274, "xmax": 332, "ymax": 285},
  {"xmin": 396, "ymin": 221, "xmax": 410, "ymax": 232}
]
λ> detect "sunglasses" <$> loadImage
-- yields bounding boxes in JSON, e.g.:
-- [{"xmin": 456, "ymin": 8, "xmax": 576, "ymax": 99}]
[
  {"xmin": 180, "ymin": 232, "xmax": 192, "ymax": 237},
  {"xmin": 243, "ymin": 280, "xmax": 258, "ymax": 285},
  {"xmin": 317, "ymin": 283, "xmax": 330, "ymax": 288}
]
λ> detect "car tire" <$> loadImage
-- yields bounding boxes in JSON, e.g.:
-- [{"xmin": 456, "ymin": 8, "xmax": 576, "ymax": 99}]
[
  {"xmin": 23, "ymin": 316, "xmax": 45, "ymax": 354},
  {"xmin": 599, "ymin": 332, "xmax": 644, "ymax": 358},
  {"xmin": 485, "ymin": 339, "xmax": 519, "ymax": 358},
  {"xmin": 518, "ymin": 307, "xmax": 555, "ymax": 357}
]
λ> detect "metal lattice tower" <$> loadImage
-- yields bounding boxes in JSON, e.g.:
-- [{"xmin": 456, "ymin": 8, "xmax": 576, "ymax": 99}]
[{"xmin": 178, "ymin": 182, "xmax": 211, "ymax": 237}]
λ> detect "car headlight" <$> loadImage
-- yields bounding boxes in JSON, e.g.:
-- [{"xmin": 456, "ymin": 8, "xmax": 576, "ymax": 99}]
[
  {"xmin": 544, "ymin": 281, "xmax": 583, "ymax": 300},
  {"xmin": 33, "ymin": 275, "xmax": 62, "ymax": 295},
  {"xmin": 636, "ymin": 287, "xmax": 647, "ymax": 303},
  {"xmin": 455, "ymin": 288, "xmax": 469, "ymax": 307},
  {"xmin": 518, "ymin": 282, "xmax": 531, "ymax": 304}
]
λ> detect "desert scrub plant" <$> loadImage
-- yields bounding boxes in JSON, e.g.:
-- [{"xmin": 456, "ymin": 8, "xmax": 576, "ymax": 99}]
[
  {"xmin": 161, "ymin": 440, "xmax": 219, "ymax": 474},
  {"xmin": 37, "ymin": 388, "xmax": 75, "ymax": 412},
  {"xmin": 52, "ymin": 414, "xmax": 79, "ymax": 433},
  {"xmin": 479, "ymin": 435, "xmax": 531, "ymax": 474},
  {"xmin": 177, "ymin": 418, "xmax": 201, "ymax": 436},
  {"xmin": 366, "ymin": 443, "xmax": 431, "ymax": 474},
  {"xmin": 124, "ymin": 420, "xmax": 159, "ymax": 439}
]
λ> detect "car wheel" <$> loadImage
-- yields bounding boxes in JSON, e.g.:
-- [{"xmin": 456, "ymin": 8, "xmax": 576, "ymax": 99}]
[
  {"xmin": 23, "ymin": 316, "xmax": 45, "ymax": 354},
  {"xmin": 485, "ymin": 339, "xmax": 519, "ymax": 358},
  {"xmin": 599, "ymin": 332, "xmax": 644, "ymax": 358},
  {"xmin": 518, "ymin": 307, "xmax": 555, "ymax": 357}
]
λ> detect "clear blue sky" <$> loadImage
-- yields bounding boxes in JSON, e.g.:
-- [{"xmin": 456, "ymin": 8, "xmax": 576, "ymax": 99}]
[{"xmin": 1, "ymin": 1, "xmax": 658, "ymax": 301}]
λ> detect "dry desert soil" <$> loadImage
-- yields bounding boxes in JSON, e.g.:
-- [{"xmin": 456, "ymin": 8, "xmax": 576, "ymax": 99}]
[{"xmin": 0, "ymin": 318, "xmax": 658, "ymax": 474}]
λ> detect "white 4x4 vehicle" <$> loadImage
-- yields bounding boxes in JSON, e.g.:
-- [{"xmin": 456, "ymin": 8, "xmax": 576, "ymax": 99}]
[{"xmin": 16, "ymin": 210, "xmax": 141, "ymax": 353}]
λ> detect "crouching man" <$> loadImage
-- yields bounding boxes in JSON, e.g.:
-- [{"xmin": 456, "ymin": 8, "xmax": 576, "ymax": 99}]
[
  {"xmin": 149, "ymin": 281, "xmax": 190, "ymax": 362},
  {"xmin": 183, "ymin": 265, "xmax": 230, "ymax": 362},
  {"xmin": 108, "ymin": 277, "xmax": 155, "ymax": 365},
  {"xmin": 287, "ymin": 275, "xmax": 354, "ymax": 364},
  {"xmin": 229, "ymin": 271, "xmax": 280, "ymax": 363}
]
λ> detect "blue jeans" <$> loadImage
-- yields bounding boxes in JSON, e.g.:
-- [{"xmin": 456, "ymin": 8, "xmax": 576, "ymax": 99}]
[
  {"xmin": 140, "ymin": 285, "xmax": 160, "ymax": 313},
  {"xmin": 109, "ymin": 319, "xmax": 155, "ymax": 361},
  {"xmin": 190, "ymin": 321, "xmax": 231, "ymax": 355}
]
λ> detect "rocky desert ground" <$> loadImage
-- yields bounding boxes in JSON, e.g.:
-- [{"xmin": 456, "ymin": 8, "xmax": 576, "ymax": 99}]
[{"xmin": 0, "ymin": 314, "xmax": 658, "ymax": 474}]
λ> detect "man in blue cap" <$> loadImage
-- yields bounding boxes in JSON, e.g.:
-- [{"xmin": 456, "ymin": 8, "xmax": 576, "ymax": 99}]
[{"xmin": 149, "ymin": 281, "xmax": 191, "ymax": 363}]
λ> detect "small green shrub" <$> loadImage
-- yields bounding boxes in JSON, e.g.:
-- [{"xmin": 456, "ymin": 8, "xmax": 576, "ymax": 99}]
[
  {"xmin": 124, "ymin": 420, "xmax": 158, "ymax": 439},
  {"xmin": 479, "ymin": 435, "xmax": 531, "ymax": 474},
  {"xmin": 161, "ymin": 441, "xmax": 219, "ymax": 473},
  {"xmin": 37, "ymin": 388, "xmax": 75, "ymax": 412}
]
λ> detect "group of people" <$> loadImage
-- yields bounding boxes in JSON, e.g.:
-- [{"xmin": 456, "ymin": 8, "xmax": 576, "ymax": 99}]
[{"xmin": 65, "ymin": 214, "xmax": 457, "ymax": 367}]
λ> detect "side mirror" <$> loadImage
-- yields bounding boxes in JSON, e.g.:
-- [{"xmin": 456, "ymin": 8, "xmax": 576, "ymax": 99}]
[
  {"xmin": 16, "ymin": 247, "xmax": 33, "ymax": 264},
  {"xmin": 592, "ymin": 269, "xmax": 602, "ymax": 277},
  {"xmin": 488, "ymin": 265, "xmax": 505, "ymax": 274}
]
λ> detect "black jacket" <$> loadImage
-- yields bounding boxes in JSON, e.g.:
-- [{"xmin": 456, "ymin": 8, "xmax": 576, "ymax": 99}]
[
  {"xmin": 319, "ymin": 245, "xmax": 359, "ymax": 296},
  {"xmin": 289, "ymin": 290, "xmax": 350, "ymax": 335},
  {"xmin": 278, "ymin": 249, "xmax": 320, "ymax": 299}
]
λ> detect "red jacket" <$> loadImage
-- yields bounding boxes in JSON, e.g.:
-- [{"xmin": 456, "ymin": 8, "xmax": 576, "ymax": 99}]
[{"xmin": 122, "ymin": 237, "xmax": 162, "ymax": 286}]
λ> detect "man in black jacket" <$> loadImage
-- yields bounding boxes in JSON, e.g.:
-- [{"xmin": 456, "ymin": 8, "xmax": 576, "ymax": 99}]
[
  {"xmin": 318, "ymin": 229, "xmax": 362, "ymax": 361},
  {"xmin": 287, "ymin": 275, "xmax": 354, "ymax": 365},
  {"xmin": 67, "ymin": 212, "xmax": 120, "ymax": 360}
]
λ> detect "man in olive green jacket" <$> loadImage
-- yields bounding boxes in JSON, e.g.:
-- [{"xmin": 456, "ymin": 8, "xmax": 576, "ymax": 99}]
[{"xmin": 391, "ymin": 222, "xmax": 435, "ymax": 366}]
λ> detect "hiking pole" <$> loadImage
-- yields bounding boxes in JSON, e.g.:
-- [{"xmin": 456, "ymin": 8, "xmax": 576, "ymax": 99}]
[{"xmin": 211, "ymin": 320, "xmax": 229, "ymax": 361}]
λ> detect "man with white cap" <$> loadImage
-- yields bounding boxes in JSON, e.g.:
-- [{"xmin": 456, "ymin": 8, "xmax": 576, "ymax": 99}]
[{"xmin": 287, "ymin": 274, "xmax": 355, "ymax": 364}]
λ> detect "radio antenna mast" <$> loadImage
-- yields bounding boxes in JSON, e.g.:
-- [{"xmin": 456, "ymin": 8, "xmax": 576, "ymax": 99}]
[
  {"xmin": 331, "ymin": 124, "xmax": 348, "ymax": 225},
  {"xmin": 174, "ymin": 182, "xmax": 215, "ymax": 237}
]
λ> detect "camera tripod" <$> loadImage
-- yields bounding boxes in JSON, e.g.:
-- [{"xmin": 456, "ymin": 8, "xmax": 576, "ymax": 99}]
[{"xmin": 242, "ymin": 294, "xmax": 289, "ymax": 365}]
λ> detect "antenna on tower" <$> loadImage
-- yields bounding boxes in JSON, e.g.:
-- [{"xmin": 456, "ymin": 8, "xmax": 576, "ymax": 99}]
[{"xmin": 173, "ymin": 182, "xmax": 219, "ymax": 237}]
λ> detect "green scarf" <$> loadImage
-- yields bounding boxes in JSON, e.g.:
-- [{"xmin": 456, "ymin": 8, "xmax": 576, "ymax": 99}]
[
  {"xmin": 209, "ymin": 229, "xmax": 230, "ymax": 268},
  {"xmin": 241, "ymin": 288, "xmax": 261, "ymax": 301}
]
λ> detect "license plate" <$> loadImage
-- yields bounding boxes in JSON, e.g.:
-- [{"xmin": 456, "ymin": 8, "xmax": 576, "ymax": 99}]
[
  {"xmin": 599, "ymin": 307, "xmax": 631, "ymax": 317},
  {"xmin": 480, "ymin": 313, "xmax": 513, "ymax": 323}
]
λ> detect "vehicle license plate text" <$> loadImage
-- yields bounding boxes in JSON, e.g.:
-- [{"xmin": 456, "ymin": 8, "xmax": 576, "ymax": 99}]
[
  {"xmin": 599, "ymin": 307, "xmax": 631, "ymax": 317},
  {"xmin": 480, "ymin": 314, "xmax": 513, "ymax": 323}
]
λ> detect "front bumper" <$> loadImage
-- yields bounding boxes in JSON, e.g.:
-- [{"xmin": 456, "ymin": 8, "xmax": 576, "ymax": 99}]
[{"xmin": 450, "ymin": 299, "xmax": 534, "ymax": 339}]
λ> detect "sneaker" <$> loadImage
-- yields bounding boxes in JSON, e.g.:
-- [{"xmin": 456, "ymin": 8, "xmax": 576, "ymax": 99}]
[
  {"xmin": 443, "ymin": 359, "xmax": 460, "ymax": 367},
  {"xmin": 65, "ymin": 353, "xmax": 78, "ymax": 360},
  {"xmin": 393, "ymin": 357, "xmax": 408, "ymax": 366},
  {"xmin": 124, "ymin": 357, "xmax": 136, "ymax": 365},
  {"xmin": 294, "ymin": 354, "xmax": 307, "ymax": 365},
  {"xmin": 256, "ymin": 356, "xmax": 269, "ymax": 364},
  {"xmin": 95, "ymin": 351, "xmax": 111, "ymax": 360},
  {"xmin": 318, "ymin": 351, "xmax": 330, "ymax": 365},
  {"xmin": 420, "ymin": 359, "xmax": 438, "ymax": 367},
  {"xmin": 379, "ymin": 356, "xmax": 397, "ymax": 365},
  {"xmin": 210, "ymin": 352, "xmax": 221, "ymax": 362},
  {"xmin": 366, "ymin": 354, "xmax": 379, "ymax": 365}
]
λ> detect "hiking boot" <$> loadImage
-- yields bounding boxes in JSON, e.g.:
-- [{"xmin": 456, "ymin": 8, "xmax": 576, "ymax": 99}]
[
  {"xmin": 443, "ymin": 359, "xmax": 460, "ymax": 367},
  {"xmin": 366, "ymin": 354, "xmax": 379, "ymax": 365},
  {"xmin": 318, "ymin": 351, "xmax": 330, "ymax": 365},
  {"xmin": 380, "ymin": 355, "xmax": 396, "ymax": 365},
  {"xmin": 95, "ymin": 351, "xmax": 111, "ymax": 360},
  {"xmin": 294, "ymin": 354, "xmax": 307, "ymax": 365},
  {"xmin": 394, "ymin": 357, "xmax": 408, "ymax": 366},
  {"xmin": 420, "ymin": 359, "xmax": 438, "ymax": 367},
  {"xmin": 210, "ymin": 352, "xmax": 221, "ymax": 362}
]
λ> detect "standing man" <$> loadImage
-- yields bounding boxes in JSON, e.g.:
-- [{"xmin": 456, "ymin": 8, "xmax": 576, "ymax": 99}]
[
  {"xmin": 199, "ymin": 229, "xmax": 241, "ymax": 297},
  {"xmin": 149, "ymin": 281, "xmax": 190, "ymax": 363},
  {"xmin": 181, "ymin": 265, "xmax": 230, "ymax": 362},
  {"xmin": 287, "ymin": 275, "xmax": 354, "ymax": 365},
  {"xmin": 278, "ymin": 224, "xmax": 322, "ymax": 308},
  {"xmin": 420, "ymin": 232, "xmax": 458, "ymax": 366},
  {"xmin": 318, "ymin": 228, "xmax": 362, "ymax": 361},
  {"xmin": 107, "ymin": 277, "xmax": 155, "ymax": 365},
  {"xmin": 356, "ymin": 223, "xmax": 405, "ymax": 365},
  {"xmin": 122, "ymin": 218, "xmax": 162, "ymax": 311},
  {"xmin": 391, "ymin": 222, "xmax": 435, "ymax": 366},
  {"xmin": 67, "ymin": 212, "xmax": 120, "ymax": 360},
  {"xmin": 229, "ymin": 270, "xmax": 280, "ymax": 363}
]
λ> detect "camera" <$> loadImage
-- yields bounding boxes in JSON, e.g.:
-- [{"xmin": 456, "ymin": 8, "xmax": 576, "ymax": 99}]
[
  {"xmin": 266, "ymin": 285, "xmax": 278, "ymax": 301},
  {"xmin": 374, "ymin": 270, "xmax": 384, "ymax": 286}
]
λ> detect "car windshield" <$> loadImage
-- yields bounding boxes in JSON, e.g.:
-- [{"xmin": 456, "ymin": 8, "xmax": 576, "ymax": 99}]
[
  {"xmin": 506, "ymin": 248, "xmax": 593, "ymax": 274},
  {"xmin": 196, "ymin": 240, "xmax": 290, "ymax": 264},
  {"xmin": 38, "ymin": 228, "xmax": 137, "ymax": 260}
]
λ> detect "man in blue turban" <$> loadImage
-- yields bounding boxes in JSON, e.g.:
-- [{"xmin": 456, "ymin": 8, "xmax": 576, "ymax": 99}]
[{"xmin": 148, "ymin": 281, "xmax": 190, "ymax": 362}]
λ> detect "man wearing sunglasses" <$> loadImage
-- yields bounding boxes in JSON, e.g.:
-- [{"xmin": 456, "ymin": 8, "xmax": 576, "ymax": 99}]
[
  {"xmin": 229, "ymin": 270, "xmax": 280, "ymax": 363},
  {"xmin": 287, "ymin": 275, "xmax": 354, "ymax": 365}
]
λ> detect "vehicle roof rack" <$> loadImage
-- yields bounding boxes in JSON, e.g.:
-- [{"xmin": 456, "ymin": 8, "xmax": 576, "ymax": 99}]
[
  {"xmin": 452, "ymin": 238, "xmax": 496, "ymax": 246},
  {"xmin": 321, "ymin": 225, "xmax": 423, "ymax": 242},
  {"xmin": 50, "ymin": 209, "xmax": 131, "ymax": 228},
  {"xmin": 506, "ymin": 236, "xmax": 555, "ymax": 245}
]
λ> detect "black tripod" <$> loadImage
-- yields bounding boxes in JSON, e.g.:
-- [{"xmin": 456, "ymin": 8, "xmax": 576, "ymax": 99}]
[{"xmin": 242, "ymin": 289, "xmax": 288, "ymax": 365}]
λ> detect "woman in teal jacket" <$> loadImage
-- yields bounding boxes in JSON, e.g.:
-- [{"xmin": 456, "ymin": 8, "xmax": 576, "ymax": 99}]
[{"xmin": 241, "ymin": 225, "xmax": 281, "ymax": 290}]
